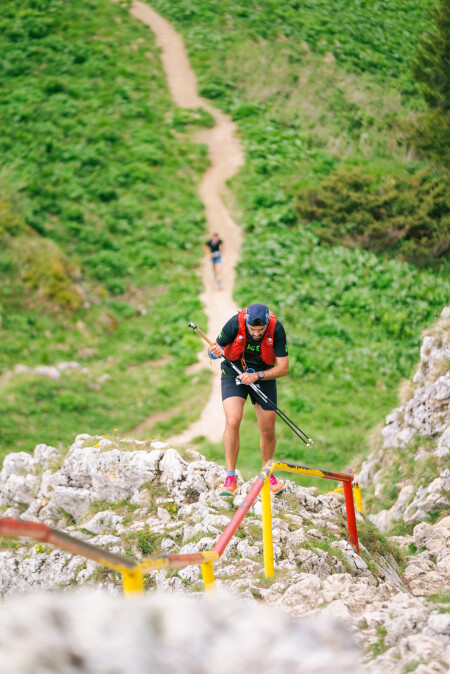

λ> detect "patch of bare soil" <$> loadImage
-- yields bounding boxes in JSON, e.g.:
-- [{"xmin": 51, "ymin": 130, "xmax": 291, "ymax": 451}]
[{"xmin": 129, "ymin": 2, "xmax": 244, "ymax": 444}]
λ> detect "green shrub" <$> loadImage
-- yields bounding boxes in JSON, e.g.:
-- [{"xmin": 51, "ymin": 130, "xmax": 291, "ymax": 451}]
[
  {"xmin": 0, "ymin": 195, "xmax": 26, "ymax": 238},
  {"xmin": 19, "ymin": 237, "xmax": 85, "ymax": 312},
  {"xmin": 135, "ymin": 530, "xmax": 161, "ymax": 555},
  {"xmin": 57, "ymin": 390, "xmax": 88, "ymax": 413},
  {"xmin": 358, "ymin": 519, "xmax": 404, "ymax": 566},
  {"xmin": 411, "ymin": 0, "xmax": 450, "ymax": 167},
  {"xmin": 169, "ymin": 107, "xmax": 214, "ymax": 130},
  {"xmin": 88, "ymin": 251, "xmax": 130, "ymax": 281},
  {"xmin": 295, "ymin": 166, "xmax": 450, "ymax": 269},
  {"xmin": 412, "ymin": 109, "xmax": 450, "ymax": 168}
]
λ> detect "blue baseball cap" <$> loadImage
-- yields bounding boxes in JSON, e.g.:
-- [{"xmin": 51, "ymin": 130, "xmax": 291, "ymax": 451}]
[{"xmin": 245, "ymin": 303, "xmax": 270, "ymax": 326}]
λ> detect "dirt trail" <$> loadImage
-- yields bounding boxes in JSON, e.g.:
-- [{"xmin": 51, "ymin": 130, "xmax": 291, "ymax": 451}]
[{"xmin": 130, "ymin": 2, "xmax": 244, "ymax": 443}]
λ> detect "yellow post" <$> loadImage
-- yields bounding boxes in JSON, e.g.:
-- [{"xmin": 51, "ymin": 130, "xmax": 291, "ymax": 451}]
[
  {"xmin": 353, "ymin": 482, "xmax": 364, "ymax": 514},
  {"xmin": 261, "ymin": 478, "xmax": 274, "ymax": 579},
  {"xmin": 122, "ymin": 569, "xmax": 144, "ymax": 594},
  {"xmin": 201, "ymin": 560, "xmax": 216, "ymax": 594}
]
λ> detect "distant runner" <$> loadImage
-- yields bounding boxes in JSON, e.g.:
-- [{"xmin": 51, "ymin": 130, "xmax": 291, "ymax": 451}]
[
  {"xmin": 208, "ymin": 303, "xmax": 289, "ymax": 496},
  {"xmin": 204, "ymin": 233, "xmax": 223, "ymax": 290}
]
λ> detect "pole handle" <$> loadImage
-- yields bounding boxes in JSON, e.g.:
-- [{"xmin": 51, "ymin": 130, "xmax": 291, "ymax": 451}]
[{"xmin": 188, "ymin": 322, "xmax": 215, "ymax": 347}]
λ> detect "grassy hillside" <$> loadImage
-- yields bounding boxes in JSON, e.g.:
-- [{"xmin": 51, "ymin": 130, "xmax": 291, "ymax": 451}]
[
  {"xmin": 148, "ymin": 0, "xmax": 449, "ymax": 483},
  {"xmin": 0, "ymin": 0, "xmax": 213, "ymax": 459},
  {"xmin": 1, "ymin": 0, "xmax": 448, "ymax": 491}
]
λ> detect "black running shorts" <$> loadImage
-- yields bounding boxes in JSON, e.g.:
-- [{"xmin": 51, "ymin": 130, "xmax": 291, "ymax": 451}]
[{"xmin": 221, "ymin": 374, "xmax": 277, "ymax": 410}]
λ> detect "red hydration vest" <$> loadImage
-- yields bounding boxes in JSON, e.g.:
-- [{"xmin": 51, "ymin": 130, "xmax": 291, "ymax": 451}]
[{"xmin": 223, "ymin": 309, "xmax": 277, "ymax": 365}]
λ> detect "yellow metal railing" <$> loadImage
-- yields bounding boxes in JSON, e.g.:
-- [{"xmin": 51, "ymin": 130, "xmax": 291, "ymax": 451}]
[{"xmin": 329, "ymin": 482, "xmax": 364, "ymax": 514}]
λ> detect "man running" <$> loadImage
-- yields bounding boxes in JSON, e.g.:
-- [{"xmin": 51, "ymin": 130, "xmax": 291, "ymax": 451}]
[
  {"xmin": 204, "ymin": 233, "xmax": 223, "ymax": 289},
  {"xmin": 208, "ymin": 303, "xmax": 289, "ymax": 496}
]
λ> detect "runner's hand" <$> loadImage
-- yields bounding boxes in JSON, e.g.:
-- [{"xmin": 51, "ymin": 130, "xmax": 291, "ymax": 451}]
[
  {"xmin": 208, "ymin": 343, "xmax": 224, "ymax": 358},
  {"xmin": 238, "ymin": 371, "xmax": 259, "ymax": 385}
]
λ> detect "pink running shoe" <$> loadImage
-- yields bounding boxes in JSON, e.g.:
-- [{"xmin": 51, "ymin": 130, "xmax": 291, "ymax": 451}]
[
  {"xmin": 269, "ymin": 473, "xmax": 285, "ymax": 495},
  {"xmin": 220, "ymin": 475, "xmax": 238, "ymax": 496}
]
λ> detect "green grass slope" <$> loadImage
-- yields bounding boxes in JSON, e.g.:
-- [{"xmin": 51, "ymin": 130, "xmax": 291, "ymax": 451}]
[
  {"xmin": 1, "ymin": 0, "xmax": 448, "ymax": 490},
  {"xmin": 0, "ymin": 0, "xmax": 214, "ymax": 459},
  {"xmin": 148, "ymin": 0, "xmax": 449, "ymax": 483}
]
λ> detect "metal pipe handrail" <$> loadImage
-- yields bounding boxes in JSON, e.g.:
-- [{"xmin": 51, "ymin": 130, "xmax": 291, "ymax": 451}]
[{"xmin": 0, "ymin": 457, "xmax": 361, "ymax": 594}]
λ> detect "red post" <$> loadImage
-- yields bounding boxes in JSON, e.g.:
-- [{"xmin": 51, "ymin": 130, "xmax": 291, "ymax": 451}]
[
  {"xmin": 342, "ymin": 479, "xmax": 359, "ymax": 554},
  {"xmin": 213, "ymin": 477, "xmax": 265, "ymax": 556}
]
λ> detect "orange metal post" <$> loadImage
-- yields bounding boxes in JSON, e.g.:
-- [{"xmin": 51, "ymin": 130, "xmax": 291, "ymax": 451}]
[
  {"xmin": 342, "ymin": 478, "xmax": 359, "ymax": 554},
  {"xmin": 213, "ymin": 475, "xmax": 266, "ymax": 556}
]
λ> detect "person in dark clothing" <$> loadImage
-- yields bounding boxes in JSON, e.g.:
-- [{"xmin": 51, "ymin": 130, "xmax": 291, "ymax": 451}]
[
  {"xmin": 204, "ymin": 233, "xmax": 223, "ymax": 289},
  {"xmin": 208, "ymin": 303, "xmax": 289, "ymax": 496}
]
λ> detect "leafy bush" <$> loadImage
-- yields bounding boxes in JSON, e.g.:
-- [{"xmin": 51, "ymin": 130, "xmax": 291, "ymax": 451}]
[
  {"xmin": 411, "ymin": 0, "xmax": 450, "ymax": 167},
  {"xmin": 88, "ymin": 251, "xmax": 130, "ymax": 282},
  {"xmin": 19, "ymin": 237, "xmax": 85, "ymax": 313},
  {"xmin": 412, "ymin": 109, "xmax": 450, "ymax": 168},
  {"xmin": 153, "ymin": 0, "xmax": 432, "ymax": 81},
  {"xmin": 295, "ymin": 166, "xmax": 450, "ymax": 267},
  {"xmin": 57, "ymin": 390, "xmax": 88, "ymax": 413},
  {"xmin": 169, "ymin": 107, "xmax": 214, "ymax": 130},
  {"xmin": 0, "ymin": 195, "xmax": 26, "ymax": 238}
]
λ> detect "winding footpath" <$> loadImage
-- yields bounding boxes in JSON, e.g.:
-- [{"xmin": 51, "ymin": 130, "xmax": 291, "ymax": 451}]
[{"xmin": 130, "ymin": 2, "xmax": 244, "ymax": 443}]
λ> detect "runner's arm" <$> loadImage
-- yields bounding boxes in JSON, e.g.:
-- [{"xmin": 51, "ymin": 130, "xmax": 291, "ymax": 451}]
[
  {"xmin": 258, "ymin": 356, "xmax": 289, "ymax": 380},
  {"xmin": 209, "ymin": 315, "xmax": 238, "ymax": 357},
  {"xmin": 238, "ymin": 356, "xmax": 289, "ymax": 385}
]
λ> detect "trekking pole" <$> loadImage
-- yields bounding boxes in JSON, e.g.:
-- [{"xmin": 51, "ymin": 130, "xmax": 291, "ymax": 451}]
[{"xmin": 188, "ymin": 322, "xmax": 313, "ymax": 447}]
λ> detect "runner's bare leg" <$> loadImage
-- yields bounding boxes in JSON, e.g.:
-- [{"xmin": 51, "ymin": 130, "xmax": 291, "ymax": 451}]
[
  {"xmin": 254, "ymin": 404, "xmax": 277, "ymax": 465},
  {"xmin": 215, "ymin": 261, "xmax": 223, "ymax": 288},
  {"xmin": 222, "ymin": 396, "xmax": 245, "ymax": 470}
]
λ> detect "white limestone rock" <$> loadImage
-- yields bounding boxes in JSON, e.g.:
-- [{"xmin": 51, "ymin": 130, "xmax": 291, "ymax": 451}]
[
  {"xmin": 60, "ymin": 446, "xmax": 163, "ymax": 502},
  {"xmin": 1, "ymin": 473, "xmax": 40, "ymax": 508},
  {"xmin": 237, "ymin": 540, "xmax": 260, "ymax": 559},
  {"xmin": 330, "ymin": 540, "xmax": 370, "ymax": 575},
  {"xmin": 403, "ymin": 469, "xmax": 450, "ymax": 524},
  {"xmin": 159, "ymin": 449, "xmax": 187, "ymax": 488},
  {"xmin": 150, "ymin": 441, "xmax": 168, "ymax": 450},
  {"xmin": 0, "ymin": 451, "xmax": 35, "ymax": 479},
  {"xmin": 435, "ymin": 427, "xmax": 450, "ymax": 458},
  {"xmin": 178, "ymin": 565, "xmax": 200, "ymax": 584},
  {"xmin": 0, "ymin": 590, "xmax": 367, "ymax": 673},
  {"xmin": 34, "ymin": 365, "xmax": 61, "ymax": 380},
  {"xmin": 33, "ymin": 444, "xmax": 61, "ymax": 467},
  {"xmin": 83, "ymin": 511, "xmax": 123, "ymax": 535},
  {"xmin": 53, "ymin": 486, "xmax": 93, "ymax": 521},
  {"xmin": 369, "ymin": 484, "xmax": 415, "ymax": 532},
  {"xmin": 1, "ymin": 428, "xmax": 449, "ymax": 671}
]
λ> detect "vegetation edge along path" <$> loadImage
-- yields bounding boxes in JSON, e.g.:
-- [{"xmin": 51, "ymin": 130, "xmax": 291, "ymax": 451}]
[{"xmin": 129, "ymin": 1, "xmax": 245, "ymax": 443}]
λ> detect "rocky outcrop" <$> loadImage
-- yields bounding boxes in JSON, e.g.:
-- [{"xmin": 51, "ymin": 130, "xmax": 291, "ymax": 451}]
[
  {"xmin": 381, "ymin": 307, "xmax": 450, "ymax": 451},
  {"xmin": 0, "ymin": 435, "xmax": 374, "ymax": 596},
  {"xmin": 1, "ymin": 432, "xmax": 449, "ymax": 674},
  {"xmin": 3, "ymin": 361, "xmax": 110, "ymax": 390},
  {"xmin": 358, "ymin": 308, "xmax": 450, "ymax": 532},
  {"xmin": 0, "ymin": 591, "xmax": 366, "ymax": 674}
]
